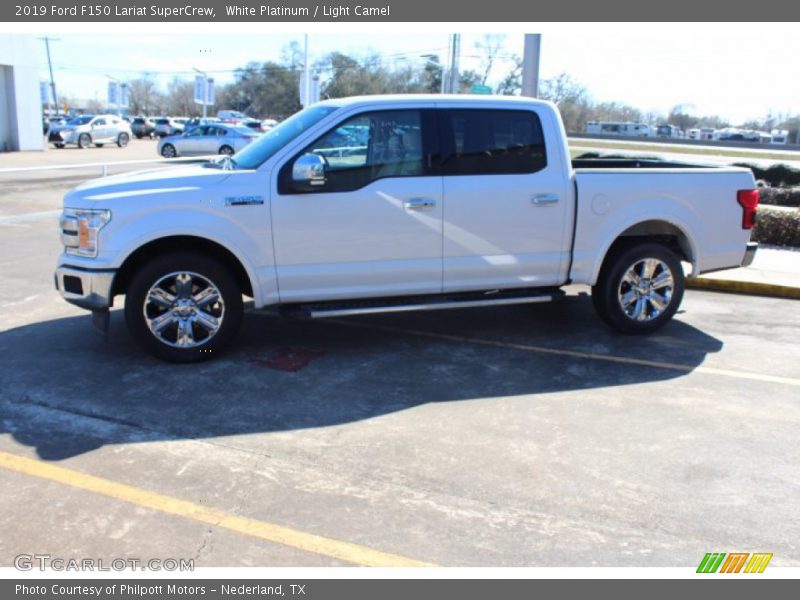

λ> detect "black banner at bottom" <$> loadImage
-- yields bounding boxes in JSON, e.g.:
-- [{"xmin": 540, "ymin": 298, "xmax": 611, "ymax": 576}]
[{"xmin": 3, "ymin": 579, "xmax": 796, "ymax": 600}]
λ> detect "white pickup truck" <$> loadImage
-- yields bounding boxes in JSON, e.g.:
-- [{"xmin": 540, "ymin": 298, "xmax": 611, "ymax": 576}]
[{"xmin": 55, "ymin": 95, "xmax": 759, "ymax": 362}]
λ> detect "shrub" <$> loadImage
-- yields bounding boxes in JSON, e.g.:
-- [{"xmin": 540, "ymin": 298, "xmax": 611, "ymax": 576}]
[
  {"xmin": 734, "ymin": 163, "xmax": 800, "ymax": 188},
  {"xmin": 758, "ymin": 187, "xmax": 800, "ymax": 208},
  {"xmin": 752, "ymin": 206, "xmax": 800, "ymax": 248}
]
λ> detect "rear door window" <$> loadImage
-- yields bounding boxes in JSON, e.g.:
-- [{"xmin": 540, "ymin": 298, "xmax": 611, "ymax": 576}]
[{"xmin": 438, "ymin": 109, "xmax": 547, "ymax": 175}]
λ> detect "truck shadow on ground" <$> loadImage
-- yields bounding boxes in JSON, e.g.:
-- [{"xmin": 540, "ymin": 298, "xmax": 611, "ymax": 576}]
[{"xmin": 0, "ymin": 294, "xmax": 723, "ymax": 460}]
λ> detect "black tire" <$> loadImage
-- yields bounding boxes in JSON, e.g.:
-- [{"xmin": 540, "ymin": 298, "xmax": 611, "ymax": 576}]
[
  {"xmin": 94, "ymin": 144, "xmax": 104, "ymax": 148},
  {"xmin": 117, "ymin": 132, "xmax": 130, "ymax": 147},
  {"xmin": 125, "ymin": 253, "xmax": 243, "ymax": 363},
  {"xmin": 161, "ymin": 143, "xmax": 176, "ymax": 158},
  {"xmin": 591, "ymin": 242, "xmax": 684, "ymax": 334},
  {"xmin": 219, "ymin": 145, "xmax": 234, "ymax": 155},
  {"xmin": 78, "ymin": 133, "xmax": 91, "ymax": 149},
  {"xmin": 135, "ymin": 133, "xmax": 144, "ymax": 139},
  {"xmin": 54, "ymin": 143, "xmax": 65, "ymax": 149}
]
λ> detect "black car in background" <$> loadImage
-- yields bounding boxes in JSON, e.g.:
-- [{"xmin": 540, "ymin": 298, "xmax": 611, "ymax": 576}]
[{"xmin": 131, "ymin": 117, "xmax": 157, "ymax": 139}]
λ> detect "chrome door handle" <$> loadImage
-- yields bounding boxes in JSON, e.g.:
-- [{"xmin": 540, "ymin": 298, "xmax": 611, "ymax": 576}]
[
  {"xmin": 532, "ymin": 194, "xmax": 560, "ymax": 205},
  {"xmin": 404, "ymin": 198, "xmax": 436, "ymax": 210}
]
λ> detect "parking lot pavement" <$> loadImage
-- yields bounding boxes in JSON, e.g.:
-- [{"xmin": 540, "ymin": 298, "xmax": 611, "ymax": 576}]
[{"xmin": 0, "ymin": 176, "xmax": 799, "ymax": 568}]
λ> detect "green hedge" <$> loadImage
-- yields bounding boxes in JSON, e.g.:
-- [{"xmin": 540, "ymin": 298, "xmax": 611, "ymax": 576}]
[
  {"xmin": 758, "ymin": 186, "xmax": 800, "ymax": 208},
  {"xmin": 753, "ymin": 206, "xmax": 800, "ymax": 247}
]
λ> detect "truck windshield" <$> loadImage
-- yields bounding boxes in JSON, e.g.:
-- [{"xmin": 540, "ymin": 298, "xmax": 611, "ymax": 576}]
[{"xmin": 232, "ymin": 105, "xmax": 339, "ymax": 170}]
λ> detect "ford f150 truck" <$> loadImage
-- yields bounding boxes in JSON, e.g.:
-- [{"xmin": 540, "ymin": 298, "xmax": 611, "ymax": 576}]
[{"xmin": 55, "ymin": 95, "xmax": 759, "ymax": 362}]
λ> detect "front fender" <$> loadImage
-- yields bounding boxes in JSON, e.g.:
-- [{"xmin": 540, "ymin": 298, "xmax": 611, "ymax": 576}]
[{"xmin": 100, "ymin": 204, "xmax": 277, "ymax": 307}]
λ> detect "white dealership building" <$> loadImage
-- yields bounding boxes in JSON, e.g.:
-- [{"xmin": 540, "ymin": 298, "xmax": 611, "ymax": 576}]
[{"xmin": 0, "ymin": 35, "xmax": 44, "ymax": 151}]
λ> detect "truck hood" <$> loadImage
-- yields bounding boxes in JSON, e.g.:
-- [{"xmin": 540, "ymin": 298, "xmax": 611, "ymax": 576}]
[{"xmin": 64, "ymin": 164, "xmax": 231, "ymax": 208}]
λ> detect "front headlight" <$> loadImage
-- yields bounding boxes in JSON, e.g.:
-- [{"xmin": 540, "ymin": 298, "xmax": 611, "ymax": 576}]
[{"xmin": 60, "ymin": 208, "xmax": 111, "ymax": 258}]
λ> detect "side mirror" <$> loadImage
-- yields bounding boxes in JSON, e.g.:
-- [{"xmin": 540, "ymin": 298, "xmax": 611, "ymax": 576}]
[{"xmin": 291, "ymin": 153, "xmax": 327, "ymax": 191}]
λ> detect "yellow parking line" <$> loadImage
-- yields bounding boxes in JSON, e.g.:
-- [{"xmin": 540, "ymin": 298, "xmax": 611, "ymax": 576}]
[
  {"xmin": 331, "ymin": 320, "xmax": 800, "ymax": 388},
  {"xmin": 0, "ymin": 450, "xmax": 435, "ymax": 568}
]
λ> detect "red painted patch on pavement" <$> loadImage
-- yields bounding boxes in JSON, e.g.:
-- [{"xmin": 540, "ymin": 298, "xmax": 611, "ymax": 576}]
[{"xmin": 251, "ymin": 348, "xmax": 326, "ymax": 372}]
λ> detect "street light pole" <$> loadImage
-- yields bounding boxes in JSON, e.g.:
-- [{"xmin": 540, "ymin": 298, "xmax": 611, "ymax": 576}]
[{"xmin": 303, "ymin": 34, "xmax": 311, "ymax": 107}]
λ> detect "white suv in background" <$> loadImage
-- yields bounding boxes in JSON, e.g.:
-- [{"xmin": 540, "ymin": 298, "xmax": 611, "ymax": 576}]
[{"xmin": 48, "ymin": 114, "xmax": 132, "ymax": 149}]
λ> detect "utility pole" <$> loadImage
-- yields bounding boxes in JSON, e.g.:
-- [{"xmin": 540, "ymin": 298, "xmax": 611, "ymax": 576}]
[
  {"xmin": 441, "ymin": 36, "xmax": 451, "ymax": 93},
  {"xmin": 303, "ymin": 34, "xmax": 311, "ymax": 107},
  {"xmin": 39, "ymin": 36, "xmax": 60, "ymax": 115},
  {"xmin": 448, "ymin": 33, "xmax": 461, "ymax": 94},
  {"xmin": 521, "ymin": 34, "xmax": 541, "ymax": 98}
]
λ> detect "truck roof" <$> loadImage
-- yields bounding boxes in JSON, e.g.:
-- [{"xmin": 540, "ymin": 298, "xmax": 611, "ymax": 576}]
[{"xmin": 316, "ymin": 94, "xmax": 556, "ymax": 110}]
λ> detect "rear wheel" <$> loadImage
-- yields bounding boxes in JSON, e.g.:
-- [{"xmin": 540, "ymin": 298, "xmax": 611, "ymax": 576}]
[
  {"xmin": 124, "ymin": 253, "xmax": 243, "ymax": 362},
  {"xmin": 591, "ymin": 242, "xmax": 684, "ymax": 334},
  {"xmin": 219, "ymin": 145, "xmax": 234, "ymax": 155}
]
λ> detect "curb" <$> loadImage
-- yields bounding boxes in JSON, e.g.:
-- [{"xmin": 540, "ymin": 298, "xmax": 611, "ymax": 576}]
[{"xmin": 687, "ymin": 277, "xmax": 800, "ymax": 300}]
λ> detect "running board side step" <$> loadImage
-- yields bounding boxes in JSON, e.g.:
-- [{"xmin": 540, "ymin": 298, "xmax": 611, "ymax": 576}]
[{"xmin": 285, "ymin": 289, "xmax": 561, "ymax": 319}]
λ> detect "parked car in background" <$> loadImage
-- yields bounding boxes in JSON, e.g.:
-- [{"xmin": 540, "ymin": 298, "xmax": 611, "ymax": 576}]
[
  {"xmin": 242, "ymin": 118, "xmax": 266, "ymax": 132},
  {"xmin": 43, "ymin": 114, "xmax": 68, "ymax": 135},
  {"xmin": 131, "ymin": 117, "xmax": 157, "ymax": 139},
  {"xmin": 184, "ymin": 117, "xmax": 222, "ymax": 133},
  {"xmin": 261, "ymin": 119, "xmax": 278, "ymax": 130},
  {"xmin": 48, "ymin": 114, "xmax": 132, "ymax": 149},
  {"xmin": 157, "ymin": 124, "xmax": 260, "ymax": 157},
  {"xmin": 154, "ymin": 117, "xmax": 189, "ymax": 137},
  {"xmin": 217, "ymin": 110, "xmax": 250, "ymax": 123}
]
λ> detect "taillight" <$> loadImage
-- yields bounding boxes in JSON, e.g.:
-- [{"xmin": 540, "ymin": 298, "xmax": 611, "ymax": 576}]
[{"xmin": 737, "ymin": 189, "xmax": 759, "ymax": 230}]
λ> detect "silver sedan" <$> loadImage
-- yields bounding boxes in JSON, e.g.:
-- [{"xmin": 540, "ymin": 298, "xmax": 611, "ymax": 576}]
[{"xmin": 157, "ymin": 125, "xmax": 260, "ymax": 158}]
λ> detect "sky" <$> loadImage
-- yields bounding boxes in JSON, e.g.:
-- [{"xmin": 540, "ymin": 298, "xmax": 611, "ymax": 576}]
[{"xmin": 23, "ymin": 25, "xmax": 800, "ymax": 125}]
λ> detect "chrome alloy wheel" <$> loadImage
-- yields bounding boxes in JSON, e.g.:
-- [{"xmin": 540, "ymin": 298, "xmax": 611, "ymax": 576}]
[
  {"xmin": 616, "ymin": 258, "xmax": 675, "ymax": 322},
  {"xmin": 143, "ymin": 271, "xmax": 225, "ymax": 348}
]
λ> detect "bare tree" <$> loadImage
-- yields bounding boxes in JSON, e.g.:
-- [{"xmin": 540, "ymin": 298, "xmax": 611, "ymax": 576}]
[
  {"xmin": 474, "ymin": 34, "xmax": 506, "ymax": 86},
  {"xmin": 495, "ymin": 55, "xmax": 522, "ymax": 95},
  {"xmin": 128, "ymin": 76, "xmax": 163, "ymax": 115}
]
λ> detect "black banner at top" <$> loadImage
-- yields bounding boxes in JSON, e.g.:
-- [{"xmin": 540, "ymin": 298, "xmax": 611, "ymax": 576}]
[{"xmin": 3, "ymin": 0, "xmax": 800, "ymax": 22}]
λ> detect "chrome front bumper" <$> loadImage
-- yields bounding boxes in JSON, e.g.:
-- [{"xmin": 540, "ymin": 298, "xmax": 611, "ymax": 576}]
[{"xmin": 54, "ymin": 266, "xmax": 116, "ymax": 310}]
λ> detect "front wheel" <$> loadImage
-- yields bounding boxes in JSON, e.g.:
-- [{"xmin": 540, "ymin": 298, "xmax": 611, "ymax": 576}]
[
  {"xmin": 125, "ymin": 253, "xmax": 243, "ymax": 362},
  {"xmin": 161, "ymin": 143, "xmax": 176, "ymax": 158},
  {"xmin": 218, "ymin": 145, "xmax": 234, "ymax": 155},
  {"xmin": 591, "ymin": 242, "xmax": 684, "ymax": 334},
  {"xmin": 78, "ymin": 133, "xmax": 91, "ymax": 149},
  {"xmin": 117, "ymin": 132, "xmax": 130, "ymax": 147}
]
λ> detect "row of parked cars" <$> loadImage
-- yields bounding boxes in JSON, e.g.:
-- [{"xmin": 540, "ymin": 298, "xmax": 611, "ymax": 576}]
[
  {"xmin": 132, "ymin": 112, "xmax": 277, "ymax": 139},
  {"xmin": 44, "ymin": 110, "xmax": 278, "ymax": 154}
]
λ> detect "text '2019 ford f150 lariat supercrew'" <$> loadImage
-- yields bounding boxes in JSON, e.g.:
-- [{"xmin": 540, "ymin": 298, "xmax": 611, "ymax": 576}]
[{"xmin": 55, "ymin": 95, "xmax": 758, "ymax": 362}]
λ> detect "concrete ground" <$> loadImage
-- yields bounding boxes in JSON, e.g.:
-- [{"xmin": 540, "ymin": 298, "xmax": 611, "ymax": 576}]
[{"xmin": 0, "ymin": 165, "xmax": 798, "ymax": 568}]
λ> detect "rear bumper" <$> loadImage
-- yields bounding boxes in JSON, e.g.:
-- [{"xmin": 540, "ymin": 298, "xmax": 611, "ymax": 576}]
[
  {"xmin": 54, "ymin": 266, "xmax": 116, "ymax": 310},
  {"xmin": 742, "ymin": 242, "xmax": 758, "ymax": 267}
]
